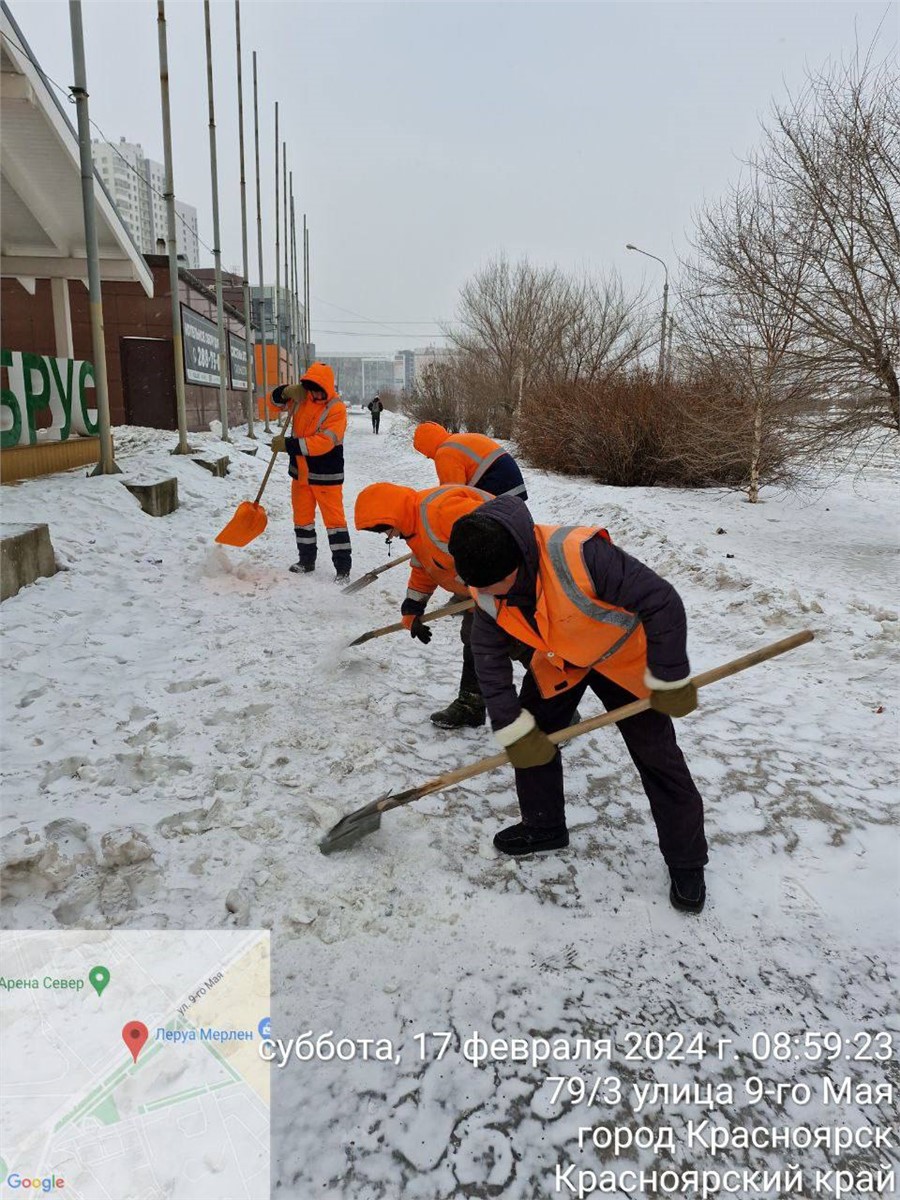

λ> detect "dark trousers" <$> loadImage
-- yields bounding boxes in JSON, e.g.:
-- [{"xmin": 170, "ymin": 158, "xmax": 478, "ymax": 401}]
[
  {"xmin": 514, "ymin": 670, "xmax": 708, "ymax": 869},
  {"xmin": 371, "ymin": 413, "xmax": 381, "ymax": 433},
  {"xmin": 459, "ymin": 606, "xmax": 481, "ymax": 697}
]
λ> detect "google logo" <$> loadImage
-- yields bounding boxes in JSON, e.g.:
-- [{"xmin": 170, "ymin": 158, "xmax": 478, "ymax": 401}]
[{"xmin": 6, "ymin": 1175, "xmax": 65, "ymax": 1192}]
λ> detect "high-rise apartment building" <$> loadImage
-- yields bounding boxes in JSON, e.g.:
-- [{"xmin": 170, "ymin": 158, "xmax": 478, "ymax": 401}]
[{"xmin": 92, "ymin": 138, "xmax": 201, "ymax": 267}]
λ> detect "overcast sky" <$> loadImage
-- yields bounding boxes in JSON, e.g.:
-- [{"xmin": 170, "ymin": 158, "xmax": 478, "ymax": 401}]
[{"xmin": 9, "ymin": 0, "xmax": 897, "ymax": 356}]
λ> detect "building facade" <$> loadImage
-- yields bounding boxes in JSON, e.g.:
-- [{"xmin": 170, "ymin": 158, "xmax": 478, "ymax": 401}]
[{"xmin": 92, "ymin": 139, "xmax": 201, "ymax": 268}]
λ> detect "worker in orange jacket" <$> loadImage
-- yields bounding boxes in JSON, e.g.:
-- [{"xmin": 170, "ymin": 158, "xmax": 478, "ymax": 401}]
[
  {"xmin": 270, "ymin": 362, "xmax": 351, "ymax": 580},
  {"xmin": 448, "ymin": 495, "xmax": 708, "ymax": 912},
  {"xmin": 355, "ymin": 482, "xmax": 489, "ymax": 728},
  {"xmin": 413, "ymin": 422, "xmax": 528, "ymax": 499}
]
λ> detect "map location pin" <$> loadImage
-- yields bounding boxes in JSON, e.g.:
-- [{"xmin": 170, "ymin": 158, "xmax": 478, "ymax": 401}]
[
  {"xmin": 89, "ymin": 965, "xmax": 110, "ymax": 997},
  {"xmin": 122, "ymin": 1021, "xmax": 149, "ymax": 1064}
]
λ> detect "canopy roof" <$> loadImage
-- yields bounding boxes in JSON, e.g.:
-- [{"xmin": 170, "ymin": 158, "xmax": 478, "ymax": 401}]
[{"xmin": 0, "ymin": 3, "xmax": 153, "ymax": 295}]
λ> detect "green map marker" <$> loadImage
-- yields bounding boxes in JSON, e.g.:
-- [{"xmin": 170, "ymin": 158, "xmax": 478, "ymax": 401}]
[{"xmin": 89, "ymin": 966, "xmax": 110, "ymax": 997}]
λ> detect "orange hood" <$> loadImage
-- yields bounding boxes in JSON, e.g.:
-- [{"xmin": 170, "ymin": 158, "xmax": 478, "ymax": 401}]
[
  {"xmin": 355, "ymin": 483, "xmax": 418, "ymax": 536},
  {"xmin": 413, "ymin": 422, "xmax": 449, "ymax": 459},
  {"xmin": 300, "ymin": 361, "xmax": 337, "ymax": 400}
]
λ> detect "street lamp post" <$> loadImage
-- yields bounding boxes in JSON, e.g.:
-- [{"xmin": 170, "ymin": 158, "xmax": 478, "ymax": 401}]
[{"xmin": 626, "ymin": 243, "xmax": 669, "ymax": 384}]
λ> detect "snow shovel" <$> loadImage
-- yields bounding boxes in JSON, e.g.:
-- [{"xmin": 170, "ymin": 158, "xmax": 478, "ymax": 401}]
[
  {"xmin": 347, "ymin": 598, "xmax": 474, "ymax": 647},
  {"xmin": 214, "ymin": 399, "xmax": 298, "ymax": 547},
  {"xmin": 319, "ymin": 628, "xmax": 814, "ymax": 854},
  {"xmin": 341, "ymin": 551, "xmax": 413, "ymax": 595}
]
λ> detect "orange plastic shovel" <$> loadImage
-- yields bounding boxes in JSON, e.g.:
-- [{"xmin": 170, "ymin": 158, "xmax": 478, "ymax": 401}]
[{"xmin": 215, "ymin": 398, "xmax": 298, "ymax": 547}]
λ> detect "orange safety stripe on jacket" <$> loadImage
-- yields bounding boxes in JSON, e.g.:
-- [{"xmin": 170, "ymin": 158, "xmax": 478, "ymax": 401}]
[{"xmin": 472, "ymin": 525, "xmax": 651, "ymax": 700}]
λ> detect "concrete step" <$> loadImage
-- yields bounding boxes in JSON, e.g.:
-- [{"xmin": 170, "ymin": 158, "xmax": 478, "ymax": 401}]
[
  {"xmin": 122, "ymin": 477, "xmax": 179, "ymax": 517},
  {"xmin": 1, "ymin": 523, "xmax": 58, "ymax": 601},
  {"xmin": 192, "ymin": 456, "xmax": 230, "ymax": 477}
]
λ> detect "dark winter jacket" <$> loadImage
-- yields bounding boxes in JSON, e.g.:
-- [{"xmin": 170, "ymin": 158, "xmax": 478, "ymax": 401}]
[{"xmin": 468, "ymin": 496, "xmax": 691, "ymax": 731}]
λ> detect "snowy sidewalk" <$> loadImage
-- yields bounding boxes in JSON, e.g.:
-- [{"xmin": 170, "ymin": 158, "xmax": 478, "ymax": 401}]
[{"xmin": 2, "ymin": 412, "xmax": 897, "ymax": 1197}]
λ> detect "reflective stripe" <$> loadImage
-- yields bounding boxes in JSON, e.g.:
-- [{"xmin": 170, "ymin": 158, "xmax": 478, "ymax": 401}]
[
  {"xmin": 418, "ymin": 484, "xmax": 489, "ymax": 555},
  {"xmin": 406, "ymin": 588, "xmax": 431, "ymax": 602},
  {"xmin": 308, "ymin": 472, "xmax": 345, "ymax": 482},
  {"xmin": 444, "ymin": 439, "xmax": 482, "ymax": 465},
  {"xmin": 313, "ymin": 400, "xmax": 338, "ymax": 433},
  {"xmin": 322, "ymin": 429, "xmax": 339, "ymax": 447},
  {"xmin": 444, "ymin": 439, "xmax": 506, "ymax": 487},
  {"xmin": 475, "ymin": 592, "xmax": 498, "ymax": 618},
  {"xmin": 410, "ymin": 555, "xmax": 423, "ymax": 567},
  {"xmin": 502, "ymin": 483, "xmax": 527, "ymax": 498},
  {"xmin": 297, "ymin": 438, "xmax": 309, "ymax": 456},
  {"xmin": 546, "ymin": 527, "xmax": 639, "ymax": 665},
  {"xmin": 295, "ymin": 535, "xmax": 317, "ymax": 545},
  {"xmin": 470, "ymin": 448, "xmax": 505, "ymax": 485},
  {"xmin": 328, "ymin": 529, "xmax": 351, "ymax": 544}
]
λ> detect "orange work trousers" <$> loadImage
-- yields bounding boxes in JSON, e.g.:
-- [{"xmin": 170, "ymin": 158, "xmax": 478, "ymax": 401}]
[{"xmin": 290, "ymin": 480, "xmax": 351, "ymax": 573}]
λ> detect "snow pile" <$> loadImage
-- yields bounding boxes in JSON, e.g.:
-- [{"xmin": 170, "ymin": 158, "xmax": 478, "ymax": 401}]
[{"xmin": 2, "ymin": 412, "xmax": 897, "ymax": 1197}]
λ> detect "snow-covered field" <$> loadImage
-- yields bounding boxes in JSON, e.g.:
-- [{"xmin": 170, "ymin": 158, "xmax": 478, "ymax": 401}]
[{"xmin": 2, "ymin": 411, "xmax": 898, "ymax": 1198}]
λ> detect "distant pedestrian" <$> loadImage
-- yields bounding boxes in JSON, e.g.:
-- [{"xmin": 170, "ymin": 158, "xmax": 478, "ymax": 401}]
[{"xmin": 368, "ymin": 395, "xmax": 384, "ymax": 434}]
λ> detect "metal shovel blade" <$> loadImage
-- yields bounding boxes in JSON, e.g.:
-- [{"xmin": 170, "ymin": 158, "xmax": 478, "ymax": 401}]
[
  {"xmin": 215, "ymin": 500, "xmax": 268, "ymax": 547},
  {"xmin": 319, "ymin": 794, "xmax": 388, "ymax": 855},
  {"xmin": 341, "ymin": 571, "xmax": 376, "ymax": 595}
]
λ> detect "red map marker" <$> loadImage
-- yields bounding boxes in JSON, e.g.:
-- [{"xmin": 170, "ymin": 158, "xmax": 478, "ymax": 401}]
[{"xmin": 122, "ymin": 1021, "xmax": 149, "ymax": 1064}]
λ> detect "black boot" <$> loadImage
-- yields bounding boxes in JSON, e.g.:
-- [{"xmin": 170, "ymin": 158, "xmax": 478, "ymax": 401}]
[
  {"xmin": 430, "ymin": 691, "xmax": 486, "ymax": 729},
  {"xmin": 289, "ymin": 561, "xmax": 315, "ymax": 574},
  {"xmin": 669, "ymin": 867, "xmax": 706, "ymax": 913},
  {"xmin": 493, "ymin": 822, "xmax": 569, "ymax": 855}
]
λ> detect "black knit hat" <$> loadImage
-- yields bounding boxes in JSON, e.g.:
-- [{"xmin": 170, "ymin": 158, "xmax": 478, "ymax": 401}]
[{"xmin": 449, "ymin": 513, "xmax": 522, "ymax": 587}]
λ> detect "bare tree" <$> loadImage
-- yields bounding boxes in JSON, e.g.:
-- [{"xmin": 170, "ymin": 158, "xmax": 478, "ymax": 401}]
[
  {"xmin": 682, "ymin": 176, "xmax": 819, "ymax": 500},
  {"xmin": 539, "ymin": 271, "xmax": 655, "ymax": 386},
  {"xmin": 750, "ymin": 48, "xmax": 900, "ymax": 434},
  {"xmin": 401, "ymin": 360, "xmax": 461, "ymax": 430},
  {"xmin": 447, "ymin": 255, "xmax": 573, "ymax": 423}
]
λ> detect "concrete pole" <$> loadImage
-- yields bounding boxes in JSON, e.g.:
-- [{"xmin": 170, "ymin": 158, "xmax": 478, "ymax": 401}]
[
  {"xmin": 234, "ymin": 0, "xmax": 255, "ymax": 438},
  {"xmin": 666, "ymin": 314, "xmax": 675, "ymax": 383},
  {"xmin": 274, "ymin": 102, "xmax": 281, "ymax": 387},
  {"xmin": 157, "ymin": 0, "xmax": 192, "ymax": 454},
  {"xmin": 252, "ymin": 52, "xmax": 269, "ymax": 432},
  {"xmin": 203, "ymin": 0, "xmax": 230, "ymax": 440},
  {"xmin": 658, "ymin": 277, "xmax": 669, "ymax": 385},
  {"xmin": 69, "ymin": 0, "xmax": 118, "ymax": 474},
  {"xmin": 625, "ymin": 243, "xmax": 669, "ymax": 386}
]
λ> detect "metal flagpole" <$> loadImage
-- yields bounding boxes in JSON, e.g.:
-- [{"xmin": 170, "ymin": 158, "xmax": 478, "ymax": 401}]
[
  {"xmin": 282, "ymin": 141, "xmax": 289, "ymax": 378},
  {"xmin": 157, "ymin": 1, "xmax": 192, "ymax": 454},
  {"xmin": 290, "ymin": 182, "xmax": 299, "ymax": 374},
  {"xmin": 274, "ymin": 102, "xmax": 281, "ymax": 387},
  {"xmin": 234, "ymin": 0, "xmax": 255, "ymax": 438},
  {"xmin": 69, "ymin": 0, "xmax": 118, "ymax": 474},
  {"xmin": 304, "ymin": 216, "xmax": 311, "ymax": 361},
  {"xmin": 252, "ymin": 52, "xmax": 269, "ymax": 432},
  {"xmin": 203, "ymin": 0, "xmax": 230, "ymax": 440}
]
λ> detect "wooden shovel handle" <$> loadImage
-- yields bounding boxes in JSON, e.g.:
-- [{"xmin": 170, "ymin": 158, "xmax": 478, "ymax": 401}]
[
  {"xmin": 350, "ymin": 599, "xmax": 474, "ymax": 646},
  {"xmin": 385, "ymin": 629, "xmax": 814, "ymax": 811},
  {"xmin": 252, "ymin": 399, "xmax": 298, "ymax": 506}
]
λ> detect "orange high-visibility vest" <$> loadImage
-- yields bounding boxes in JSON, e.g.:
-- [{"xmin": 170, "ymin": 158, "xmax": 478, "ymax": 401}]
[{"xmin": 472, "ymin": 524, "xmax": 650, "ymax": 699}]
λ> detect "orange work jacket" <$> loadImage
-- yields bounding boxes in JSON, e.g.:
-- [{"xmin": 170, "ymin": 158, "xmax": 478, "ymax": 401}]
[
  {"xmin": 471, "ymin": 524, "xmax": 650, "ymax": 699},
  {"xmin": 406, "ymin": 485, "xmax": 490, "ymax": 603}
]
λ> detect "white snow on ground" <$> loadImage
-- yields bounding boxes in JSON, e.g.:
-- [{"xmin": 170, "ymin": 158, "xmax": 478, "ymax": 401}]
[{"xmin": 2, "ymin": 410, "xmax": 898, "ymax": 1198}]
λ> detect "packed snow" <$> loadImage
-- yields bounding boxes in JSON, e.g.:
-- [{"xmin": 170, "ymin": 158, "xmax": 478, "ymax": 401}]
[{"xmin": 2, "ymin": 410, "xmax": 897, "ymax": 1198}]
